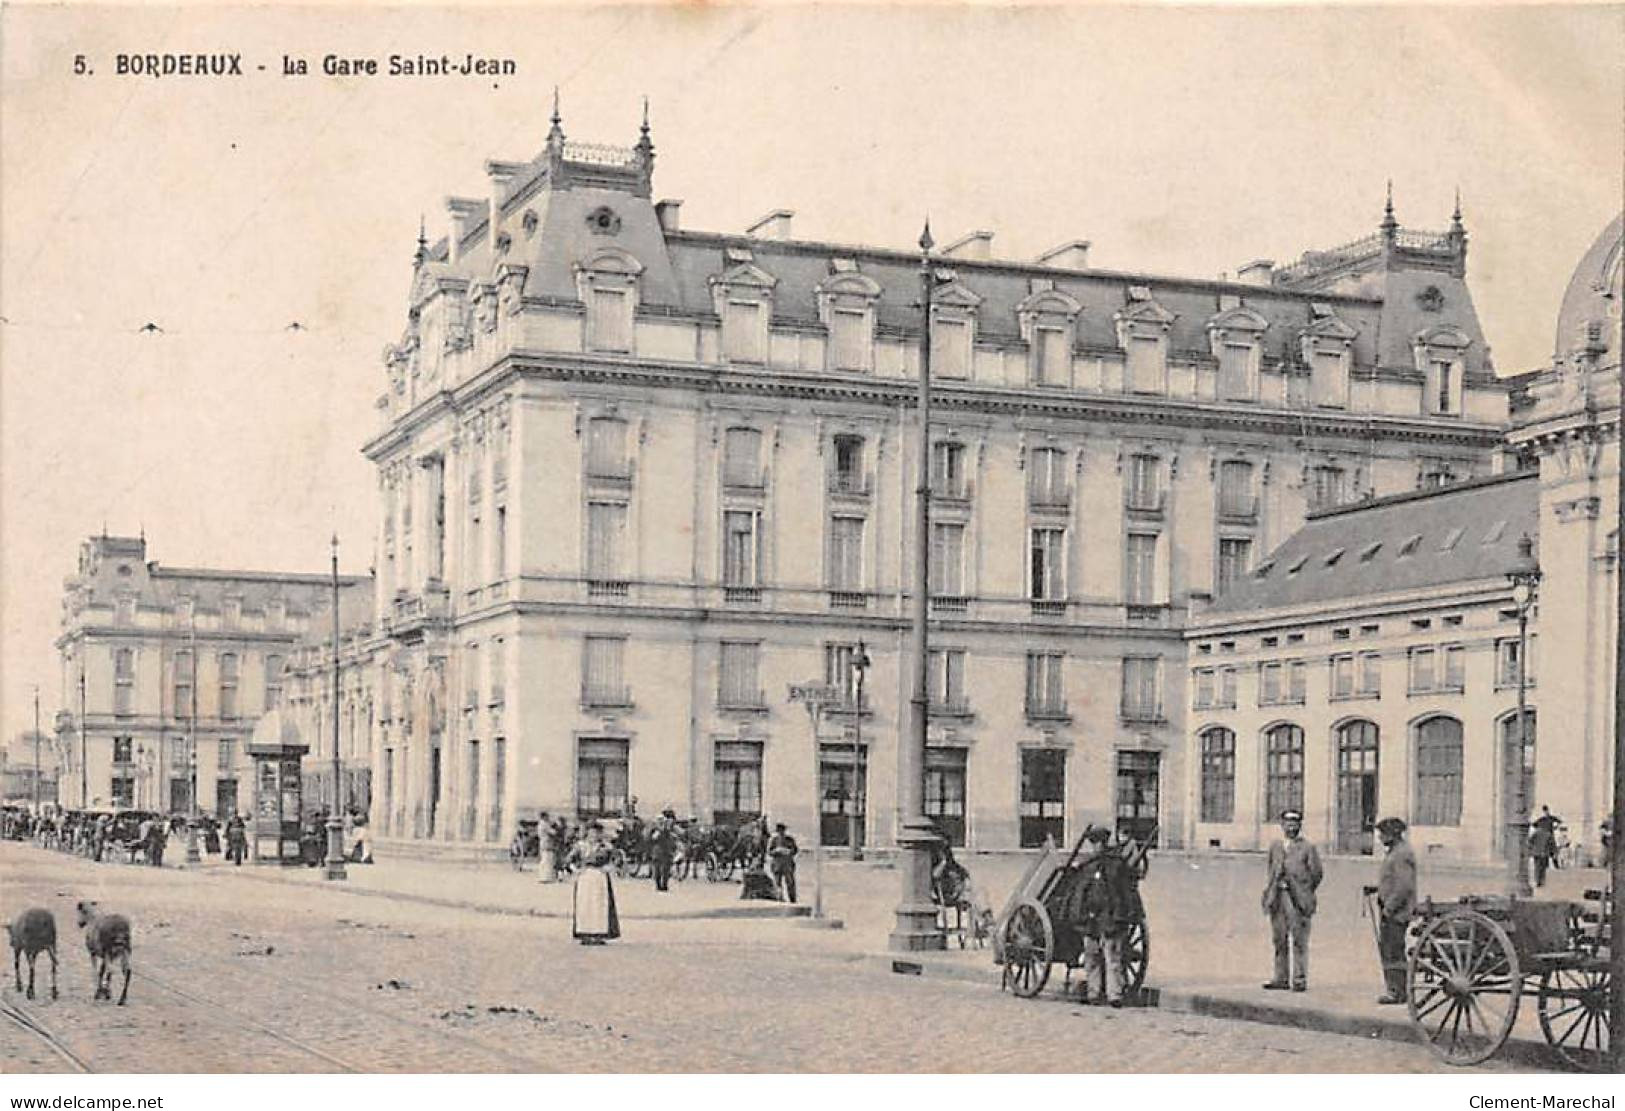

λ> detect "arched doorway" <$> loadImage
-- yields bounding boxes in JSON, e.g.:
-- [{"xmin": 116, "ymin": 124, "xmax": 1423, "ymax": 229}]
[
  {"xmin": 1499, "ymin": 709, "xmax": 1536, "ymax": 859},
  {"xmin": 1334, "ymin": 720, "xmax": 1379, "ymax": 855}
]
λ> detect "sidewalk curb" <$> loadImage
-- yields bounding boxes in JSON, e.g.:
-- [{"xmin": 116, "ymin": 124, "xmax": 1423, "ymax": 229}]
[
  {"xmin": 208, "ymin": 864, "xmax": 812, "ymax": 922},
  {"xmin": 863, "ymin": 952, "xmax": 1558, "ymax": 1070}
]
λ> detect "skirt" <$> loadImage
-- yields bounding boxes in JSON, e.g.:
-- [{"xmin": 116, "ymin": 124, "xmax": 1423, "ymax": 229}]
[{"xmin": 571, "ymin": 866, "xmax": 621, "ymax": 941}]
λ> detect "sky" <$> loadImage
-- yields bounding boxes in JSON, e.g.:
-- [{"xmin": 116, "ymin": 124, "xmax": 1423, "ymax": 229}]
[{"xmin": 1, "ymin": 2, "xmax": 1621, "ymax": 745}]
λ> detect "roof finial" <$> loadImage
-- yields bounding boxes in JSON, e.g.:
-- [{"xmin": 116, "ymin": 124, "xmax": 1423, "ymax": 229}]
[
  {"xmin": 551, "ymin": 85, "xmax": 561, "ymax": 128},
  {"xmin": 641, "ymin": 95, "xmax": 650, "ymax": 137},
  {"xmin": 1381, "ymin": 180, "xmax": 1398, "ymax": 241},
  {"xmin": 413, "ymin": 215, "xmax": 428, "ymax": 266},
  {"xmin": 919, "ymin": 218, "xmax": 934, "ymax": 255},
  {"xmin": 546, "ymin": 86, "xmax": 565, "ymax": 150},
  {"xmin": 1452, "ymin": 186, "xmax": 1463, "ymax": 226}
]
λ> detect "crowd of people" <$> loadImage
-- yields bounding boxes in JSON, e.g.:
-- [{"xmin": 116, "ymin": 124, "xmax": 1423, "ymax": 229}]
[{"xmin": 0, "ymin": 805, "xmax": 367, "ymax": 867}]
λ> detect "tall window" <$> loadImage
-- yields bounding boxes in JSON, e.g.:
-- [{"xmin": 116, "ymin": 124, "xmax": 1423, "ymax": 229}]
[
  {"xmin": 1217, "ymin": 460, "xmax": 1254, "ymax": 518},
  {"xmin": 1019, "ymin": 748, "xmax": 1066, "ymax": 847},
  {"xmin": 723, "ymin": 510, "xmax": 762, "ymax": 587},
  {"xmin": 1415, "ymin": 716, "xmax": 1464, "ymax": 825},
  {"xmin": 1219, "ymin": 666, "xmax": 1238, "ymax": 708},
  {"xmin": 718, "ymin": 642, "xmax": 761, "ymax": 707},
  {"xmin": 1442, "ymin": 644, "xmax": 1466, "ymax": 691},
  {"xmin": 819, "ymin": 743, "xmax": 868, "ymax": 847},
  {"xmin": 1260, "ymin": 661, "xmax": 1283, "ymax": 705},
  {"xmin": 1127, "ymin": 454, "xmax": 1161, "ymax": 510},
  {"xmin": 1358, "ymin": 652, "xmax": 1383, "ymax": 696},
  {"xmin": 491, "ymin": 737, "xmax": 506, "ymax": 840},
  {"xmin": 582, "ymin": 637, "xmax": 627, "ymax": 706},
  {"xmin": 589, "ymin": 288, "xmax": 631, "ymax": 352},
  {"xmin": 174, "ymin": 649, "xmax": 194, "ymax": 720},
  {"xmin": 1028, "ymin": 447, "xmax": 1068, "ymax": 505},
  {"xmin": 827, "ymin": 516, "xmax": 864, "ymax": 590},
  {"xmin": 929, "ymin": 648, "xmax": 967, "ymax": 711},
  {"xmin": 113, "ymin": 648, "xmax": 135, "ymax": 717},
  {"xmin": 930, "ymin": 441, "xmax": 967, "ymax": 498},
  {"xmin": 1496, "ymin": 636, "xmax": 1537, "ymax": 687},
  {"xmin": 823, "ymin": 643, "xmax": 864, "ymax": 706},
  {"xmin": 830, "ymin": 435, "xmax": 865, "ymax": 494},
  {"xmin": 1407, "ymin": 647, "xmax": 1438, "ymax": 693},
  {"xmin": 1287, "ymin": 660, "xmax": 1307, "ymax": 704},
  {"xmin": 1311, "ymin": 351, "xmax": 1346, "ymax": 407},
  {"xmin": 1218, "ymin": 343, "xmax": 1251, "ymax": 400},
  {"xmin": 489, "ymin": 638, "xmax": 506, "ymax": 706},
  {"xmin": 218, "ymin": 653, "xmax": 239, "ymax": 720},
  {"xmin": 1033, "ymin": 326, "xmax": 1069, "ymax": 386},
  {"xmin": 1264, "ymin": 723, "xmax": 1305, "ymax": 820},
  {"xmin": 464, "ymin": 642, "xmax": 481, "ymax": 709},
  {"xmin": 1330, "ymin": 653, "xmax": 1355, "ymax": 698},
  {"xmin": 493, "ymin": 504, "xmax": 507, "ymax": 579},
  {"xmin": 491, "ymin": 427, "xmax": 509, "ymax": 490},
  {"xmin": 1127, "ymin": 336, "xmax": 1162, "ymax": 392},
  {"xmin": 723, "ymin": 427, "xmax": 763, "ymax": 488},
  {"xmin": 932, "ymin": 523, "xmax": 966, "ymax": 596},
  {"xmin": 724, "ymin": 300, "xmax": 765, "ymax": 363},
  {"xmin": 1200, "ymin": 727, "xmax": 1236, "ymax": 822},
  {"xmin": 586, "ymin": 417, "xmax": 629, "ymax": 477},
  {"xmin": 1029, "ymin": 527, "xmax": 1065, "ymax": 601},
  {"xmin": 828, "ymin": 309, "xmax": 869, "ymax": 372},
  {"xmin": 931, "ymin": 318, "xmax": 970, "ymax": 379},
  {"xmin": 264, "ymin": 654, "xmax": 283, "ymax": 711},
  {"xmin": 1193, "ymin": 667, "xmax": 1216, "ymax": 709},
  {"xmin": 925, "ymin": 747, "xmax": 968, "ymax": 847},
  {"xmin": 576, "ymin": 738, "xmax": 629, "ymax": 818},
  {"xmin": 1216, "ymin": 537, "xmax": 1252, "ymax": 595},
  {"xmin": 1125, "ymin": 533, "xmax": 1158, "ymax": 604},
  {"xmin": 113, "ymin": 735, "xmax": 134, "ymax": 764},
  {"xmin": 1025, "ymin": 652, "xmax": 1065, "ymax": 716},
  {"xmin": 1120, "ymin": 657, "xmax": 1161, "ymax": 720},
  {"xmin": 586, "ymin": 502, "xmax": 627, "ymax": 581},
  {"xmin": 1431, "ymin": 359, "xmax": 1455, "ymax": 415},
  {"xmin": 1311, "ymin": 465, "xmax": 1346, "ymax": 511},
  {"xmin": 713, "ymin": 741, "xmax": 763, "ymax": 826},
  {"xmin": 465, "ymin": 469, "xmax": 483, "ymax": 583}
]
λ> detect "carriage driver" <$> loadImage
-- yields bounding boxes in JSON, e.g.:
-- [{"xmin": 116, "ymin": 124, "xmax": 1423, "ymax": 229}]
[
  {"xmin": 1074, "ymin": 825, "xmax": 1133, "ymax": 1007},
  {"xmin": 1371, "ymin": 817, "xmax": 1416, "ymax": 1004}
]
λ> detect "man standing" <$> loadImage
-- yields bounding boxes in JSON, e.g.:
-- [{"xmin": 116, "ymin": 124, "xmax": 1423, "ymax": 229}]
[
  {"xmin": 1261, "ymin": 808, "xmax": 1322, "ymax": 992},
  {"xmin": 767, "ymin": 822, "xmax": 799, "ymax": 903},
  {"xmin": 1372, "ymin": 817, "xmax": 1416, "ymax": 1004},
  {"xmin": 1074, "ymin": 825, "xmax": 1132, "ymax": 1007},
  {"xmin": 649, "ymin": 809, "xmax": 679, "ymax": 892}
]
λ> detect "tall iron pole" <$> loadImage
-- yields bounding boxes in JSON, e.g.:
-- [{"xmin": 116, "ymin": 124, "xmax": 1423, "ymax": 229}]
[
  {"xmin": 851, "ymin": 643, "xmax": 867, "ymax": 861},
  {"xmin": 185, "ymin": 612, "xmax": 202, "ymax": 863},
  {"xmin": 890, "ymin": 224, "xmax": 944, "ymax": 952},
  {"xmin": 78, "ymin": 667, "xmax": 87, "ymax": 807},
  {"xmin": 325, "ymin": 535, "xmax": 348, "ymax": 881},
  {"xmin": 1607, "ymin": 250, "xmax": 1623, "ymax": 1073},
  {"xmin": 33, "ymin": 687, "xmax": 41, "ymax": 813}
]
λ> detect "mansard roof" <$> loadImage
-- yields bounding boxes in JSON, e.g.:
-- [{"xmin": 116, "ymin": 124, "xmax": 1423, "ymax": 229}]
[{"xmin": 1201, "ymin": 471, "xmax": 1537, "ymax": 618}]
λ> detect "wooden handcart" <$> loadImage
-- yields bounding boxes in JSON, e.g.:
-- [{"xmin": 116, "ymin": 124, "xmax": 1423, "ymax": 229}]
[
  {"xmin": 994, "ymin": 827, "xmax": 1153, "ymax": 1001},
  {"xmin": 1405, "ymin": 884, "xmax": 1612, "ymax": 1070}
]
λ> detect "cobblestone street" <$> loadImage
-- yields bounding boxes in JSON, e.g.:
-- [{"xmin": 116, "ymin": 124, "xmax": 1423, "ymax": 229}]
[{"xmin": 1, "ymin": 844, "xmax": 1546, "ymax": 1073}]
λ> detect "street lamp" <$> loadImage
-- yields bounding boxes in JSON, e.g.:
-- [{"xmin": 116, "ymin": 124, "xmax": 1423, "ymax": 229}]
[
  {"xmin": 324, "ymin": 534, "xmax": 348, "ymax": 881},
  {"xmin": 78, "ymin": 666, "xmax": 87, "ymax": 809},
  {"xmin": 850, "ymin": 641, "xmax": 870, "ymax": 861},
  {"xmin": 184, "ymin": 611, "xmax": 202, "ymax": 864},
  {"xmin": 891, "ymin": 223, "xmax": 945, "ymax": 952},
  {"xmin": 1505, "ymin": 532, "xmax": 1541, "ymax": 899},
  {"xmin": 32, "ymin": 686, "xmax": 41, "ymax": 814}
]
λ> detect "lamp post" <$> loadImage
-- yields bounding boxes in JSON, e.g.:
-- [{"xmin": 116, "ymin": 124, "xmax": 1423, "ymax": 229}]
[
  {"xmin": 324, "ymin": 535, "xmax": 348, "ymax": 881},
  {"xmin": 890, "ymin": 223, "xmax": 945, "ymax": 952},
  {"xmin": 1505, "ymin": 532, "xmax": 1541, "ymax": 899},
  {"xmin": 184, "ymin": 612, "xmax": 202, "ymax": 864},
  {"xmin": 850, "ymin": 641, "xmax": 870, "ymax": 861},
  {"xmin": 32, "ymin": 687, "xmax": 41, "ymax": 814},
  {"xmin": 78, "ymin": 666, "xmax": 87, "ymax": 809}
]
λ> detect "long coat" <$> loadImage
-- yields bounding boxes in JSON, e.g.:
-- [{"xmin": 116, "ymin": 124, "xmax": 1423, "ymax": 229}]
[
  {"xmin": 1377, "ymin": 839, "xmax": 1417, "ymax": 921},
  {"xmin": 1261, "ymin": 836, "xmax": 1324, "ymax": 917}
]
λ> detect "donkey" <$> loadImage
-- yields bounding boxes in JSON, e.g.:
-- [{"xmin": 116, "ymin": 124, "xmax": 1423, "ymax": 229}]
[
  {"xmin": 7, "ymin": 908, "xmax": 58, "ymax": 1000},
  {"xmin": 75, "ymin": 901, "xmax": 131, "ymax": 1005}
]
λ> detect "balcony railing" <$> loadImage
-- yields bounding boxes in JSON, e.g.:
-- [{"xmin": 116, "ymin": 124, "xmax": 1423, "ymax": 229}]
[
  {"xmin": 828, "ymin": 590, "xmax": 868, "ymax": 610},
  {"xmin": 1125, "ymin": 604, "xmax": 1170, "ymax": 625},
  {"xmin": 1125, "ymin": 489, "xmax": 1166, "ymax": 516},
  {"xmin": 1027, "ymin": 485, "xmax": 1072, "ymax": 512},
  {"xmin": 929, "ymin": 696, "xmax": 973, "ymax": 719},
  {"xmin": 723, "ymin": 468, "xmax": 765, "ymax": 491},
  {"xmin": 1025, "ymin": 699, "xmax": 1071, "ymax": 722},
  {"xmin": 827, "ymin": 474, "xmax": 871, "ymax": 499},
  {"xmin": 930, "ymin": 480, "xmax": 973, "ymax": 504},
  {"xmin": 1030, "ymin": 599, "xmax": 1067, "ymax": 618},
  {"xmin": 587, "ymin": 580, "xmax": 630, "ymax": 599},
  {"xmin": 718, "ymin": 690, "xmax": 768, "ymax": 712},
  {"xmin": 581, "ymin": 685, "xmax": 633, "ymax": 709},
  {"xmin": 1119, "ymin": 702, "xmax": 1165, "ymax": 723},
  {"xmin": 1216, "ymin": 495, "xmax": 1258, "ymax": 522},
  {"xmin": 931, "ymin": 595, "xmax": 969, "ymax": 614},
  {"xmin": 723, "ymin": 586, "xmax": 763, "ymax": 605}
]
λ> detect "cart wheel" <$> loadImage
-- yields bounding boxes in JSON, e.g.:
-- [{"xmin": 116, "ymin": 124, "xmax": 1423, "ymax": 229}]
[
  {"xmin": 1538, "ymin": 963, "xmax": 1611, "ymax": 1072},
  {"xmin": 1001, "ymin": 899, "xmax": 1053, "ymax": 999},
  {"xmin": 1407, "ymin": 909, "xmax": 1520, "ymax": 1066},
  {"xmin": 705, "ymin": 851, "xmax": 722, "ymax": 883},
  {"xmin": 1122, "ymin": 917, "xmax": 1150, "ymax": 993}
]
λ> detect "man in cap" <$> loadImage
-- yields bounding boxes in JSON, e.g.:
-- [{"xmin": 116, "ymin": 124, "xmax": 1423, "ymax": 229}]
[
  {"xmin": 1261, "ymin": 808, "xmax": 1322, "ymax": 991},
  {"xmin": 767, "ymin": 822, "xmax": 799, "ymax": 903},
  {"xmin": 1073, "ymin": 825, "xmax": 1133, "ymax": 1006},
  {"xmin": 1371, "ymin": 817, "xmax": 1416, "ymax": 1004},
  {"xmin": 649, "ymin": 808, "xmax": 679, "ymax": 892}
]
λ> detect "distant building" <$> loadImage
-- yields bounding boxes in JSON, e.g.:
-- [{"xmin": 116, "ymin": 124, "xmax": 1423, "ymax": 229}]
[
  {"xmin": 54, "ymin": 534, "xmax": 364, "ymax": 816},
  {"xmin": 1, "ymin": 731, "xmax": 58, "ymax": 804},
  {"xmin": 341, "ymin": 108, "xmax": 1510, "ymax": 855}
]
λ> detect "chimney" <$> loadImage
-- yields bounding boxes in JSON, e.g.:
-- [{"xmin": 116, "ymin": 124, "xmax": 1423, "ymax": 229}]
[
  {"xmin": 942, "ymin": 230, "xmax": 993, "ymax": 261},
  {"xmin": 655, "ymin": 199, "xmax": 683, "ymax": 234},
  {"xmin": 1236, "ymin": 259, "xmax": 1275, "ymax": 287},
  {"xmin": 745, "ymin": 209, "xmax": 794, "ymax": 240},
  {"xmin": 485, "ymin": 162, "xmax": 524, "ymax": 252},
  {"xmin": 446, "ymin": 197, "xmax": 484, "ymax": 264},
  {"xmin": 1036, "ymin": 240, "xmax": 1091, "ymax": 270}
]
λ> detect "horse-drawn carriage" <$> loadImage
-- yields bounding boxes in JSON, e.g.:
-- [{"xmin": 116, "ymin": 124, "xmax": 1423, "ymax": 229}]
[
  {"xmin": 996, "ymin": 827, "xmax": 1153, "ymax": 1000},
  {"xmin": 1400, "ymin": 884, "xmax": 1612, "ymax": 1070}
]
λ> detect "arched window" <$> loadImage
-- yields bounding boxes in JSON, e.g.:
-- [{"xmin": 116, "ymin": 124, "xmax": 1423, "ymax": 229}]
[
  {"xmin": 1264, "ymin": 723, "xmax": 1305, "ymax": 821},
  {"xmin": 1415, "ymin": 716, "xmax": 1464, "ymax": 826},
  {"xmin": 1199, "ymin": 727, "xmax": 1236, "ymax": 822}
]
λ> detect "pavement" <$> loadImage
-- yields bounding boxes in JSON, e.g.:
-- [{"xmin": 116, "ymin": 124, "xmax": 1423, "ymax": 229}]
[
  {"xmin": 0, "ymin": 841, "xmax": 1545, "ymax": 1073},
  {"xmin": 10, "ymin": 837, "xmax": 1606, "ymax": 1071}
]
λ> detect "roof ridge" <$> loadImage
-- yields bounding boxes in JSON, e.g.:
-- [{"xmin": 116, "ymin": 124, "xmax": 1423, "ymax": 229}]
[{"xmin": 1308, "ymin": 469, "xmax": 1534, "ymax": 520}]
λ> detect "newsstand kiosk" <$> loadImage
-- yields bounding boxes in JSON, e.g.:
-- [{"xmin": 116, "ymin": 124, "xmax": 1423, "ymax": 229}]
[{"xmin": 247, "ymin": 710, "xmax": 307, "ymax": 865}]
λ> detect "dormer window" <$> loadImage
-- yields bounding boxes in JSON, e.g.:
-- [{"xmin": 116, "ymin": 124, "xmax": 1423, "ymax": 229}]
[
  {"xmin": 1413, "ymin": 324, "xmax": 1470, "ymax": 417},
  {"xmin": 931, "ymin": 318, "xmax": 972, "ymax": 379},
  {"xmin": 1218, "ymin": 344, "xmax": 1252, "ymax": 399},
  {"xmin": 724, "ymin": 300, "xmax": 767, "ymax": 363},
  {"xmin": 574, "ymin": 247, "xmax": 643, "ymax": 354},
  {"xmin": 1116, "ymin": 294, "xmax": 1176, "ymax": 395},
  {"xmin": 711, "ymin": 254, "xmax": 777, "ymax": 367},
  {"xmin": 1017, "ymin": 285, "xmax": 1082, "ymax": 388},
  {"xmin": 1206, "ymin": 306, "xmax": 1267, "ymax": 401},
  {"xmin": 590, "ymin": 287, "xmax": 632, "ymax": 352},
  {"xmin": 816, "ymin": 270, "xmax": 880, "ymax": 374},
  {"xmin": 1127, "ymin": 337, "xmax": 1163, "ymax": 394},
  {"xmin": 829, "ymin": 309, "xmax": 869, "ymax": 372},
  {"xmin": 1032, "ymin": 326, "xmax": 1071, "ymax": 386},
  {"xmin": 1310, "ymin": 350, "xmax": 1348, "ymax": 408},
  {"xmin": 1300, "ymin": 310, "xmax": 1357, "ymax": 410}
]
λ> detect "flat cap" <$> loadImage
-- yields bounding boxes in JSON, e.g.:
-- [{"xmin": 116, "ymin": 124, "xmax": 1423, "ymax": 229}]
[
  {"xmin": 1376, "ymin": 817, "xmax": 1407, "ymax": 835},
  {"xmin": 1279, "ymin": 809, "xmax": 1304, "ymax": 822}
]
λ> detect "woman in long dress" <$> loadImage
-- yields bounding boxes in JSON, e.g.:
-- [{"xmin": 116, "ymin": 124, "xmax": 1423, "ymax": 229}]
[{"xmin": 571, "ymin": 823, "xmax": 621, "ymax": 945}]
